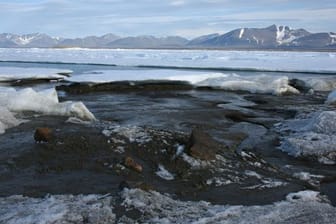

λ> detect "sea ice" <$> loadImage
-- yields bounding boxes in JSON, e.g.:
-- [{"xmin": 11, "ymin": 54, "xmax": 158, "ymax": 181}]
[
  {"xmin": 1, "ymin": 48, "xmax": 336, "ymax": 74},
  {"xmin": 0, "ymin": 67, "xmax": 72, "ymax": 82}
]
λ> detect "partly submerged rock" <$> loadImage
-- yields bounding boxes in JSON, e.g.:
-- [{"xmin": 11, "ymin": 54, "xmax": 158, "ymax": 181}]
[
  {"xmin": 289, "ymin": 78, "xmax": 312, "ymax": 94},
  {"xmin": 124, "ymin": 156, "xmax": 143, "ymax": 173},
  {"xmin": 186, "ymin": 129, "xmax": 222, "ymax": 160},
  {"xmin": 57, "ymin": 80, "xmax": 193, "ymax": 94},
  {"xmin": 34, "ymin": 127, "xmax": 53, "ymax": 143}
]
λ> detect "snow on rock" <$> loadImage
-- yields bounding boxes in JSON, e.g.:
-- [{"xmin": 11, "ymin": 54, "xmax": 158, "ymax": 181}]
[
  {"xmin": 326, "ymin": 89, "xmax": 336, "ymax": 104},
  {"xmin": 120, "ymin": 188, "xmax": 336, "ymax": 223},
  {"xmin": 0, "ymin": 67, "xmax": 72, "ymax": 82},
  {"xmin": 0, "ymin": 87, "xmax": 95, "ymax": 134},
  {"xmin": 0, "ymin": 194, "xmax": 115, "ymax": 224},
  {"xmin": 278, "ymin": 111, "xmax": 336, "ymax": 164}
]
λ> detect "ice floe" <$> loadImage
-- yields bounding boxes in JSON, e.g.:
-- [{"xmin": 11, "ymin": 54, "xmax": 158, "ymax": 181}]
[
  {"xmin": 0, "ymin": 87, "xmax": 95, "ymax": 134},
  {"xmin": 0, "ymin": 67, "xmax": 72, "ymax": 82},
  {"xmin": 277, "ymin": 111, "xmax": 336, "ymax": 164}
]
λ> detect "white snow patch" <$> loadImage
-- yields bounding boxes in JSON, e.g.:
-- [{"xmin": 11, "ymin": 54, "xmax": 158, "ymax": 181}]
[
  {"xmin": 276, "ymin": 25, "xmax": 286, "ymax": 43},
  {"xmin": 206, "ymin": 177, "xmax": 233, "ymax": 186},
  {"xmin": 102, "ymin": 125, "xmax": 151, "ymax": 144},
  {"xmin": 181, "ymin": 153, "xmax": 210, "ymax": 169},
  {"xmin": 155, "ymin": 164, "xmax": 175, "ymax": 180},
  {"xmin": 293, "ymin": 172, "xmax": 324, "ymax": 186},
  {"xmin": 239, "ymin": 28, "xmax": 244, "ymax": 39}
]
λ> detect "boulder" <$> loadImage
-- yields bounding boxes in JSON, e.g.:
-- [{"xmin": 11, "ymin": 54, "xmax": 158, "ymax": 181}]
[
  {"xmin": 186, "ymin": 129, "xmax": 219, "ymax": 160},
  {"xmin": 289, "ymin": 79, "xmax": 312, "ymax": 93},
  {"xmin": 34, "ymin": 127, "xmax": 53, "ymax": 142},
  {"xmin": 124, "ymin": 156, "xmax": 143, "ymax": 173}
]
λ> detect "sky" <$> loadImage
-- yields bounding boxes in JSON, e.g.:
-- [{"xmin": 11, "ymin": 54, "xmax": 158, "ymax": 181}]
[{"xmin": 0, "ymin": 0, "xmax": 336, "ymax": 38}]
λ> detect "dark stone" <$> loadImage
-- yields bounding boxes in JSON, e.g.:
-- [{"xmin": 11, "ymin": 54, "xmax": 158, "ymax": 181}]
[
  {"xmin": 186, "ymin": 129, "xmax": 220, "ymax": 160},
  {"xmin": 57, "ymin": 80, "xmax": 193, "ymax": 94},
  {"xmin": 124, "ymin": 156, "xmax": 143, "ymax": 173},
  {"xmin": 289, "ymin": 79, "xmax": 312, "ymax": 93},
  {"xmin": 34, "ymin": 127, "xmax": 53, "ymax": 143}
]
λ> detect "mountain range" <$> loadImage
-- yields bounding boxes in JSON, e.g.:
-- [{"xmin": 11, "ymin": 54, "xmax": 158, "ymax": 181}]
[{"xmin": 1, "ymin": 25, "xmax": 335, "ymax": 50}]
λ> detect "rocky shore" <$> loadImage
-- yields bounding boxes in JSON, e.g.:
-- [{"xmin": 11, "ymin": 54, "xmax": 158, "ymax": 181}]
[{"xmin": 1, "ymin": 78, "xmax": 336, "ymax": 223}]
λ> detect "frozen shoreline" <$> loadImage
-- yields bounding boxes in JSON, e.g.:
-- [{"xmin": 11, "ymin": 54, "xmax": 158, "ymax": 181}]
[{"xmin": 1, "ymin": 189, "xmax": 335, "ymax": 224}]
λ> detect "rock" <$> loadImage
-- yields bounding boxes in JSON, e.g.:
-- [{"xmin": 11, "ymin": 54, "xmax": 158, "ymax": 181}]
[
  {"xmin": 186, "ymin": 129, "xmax": 219, "ymax": 160},
  {"xmin": 57, "ymin": 81, "xmax": 193, "ymax": 94},
  {"xmin": 289, "ymin": 79, "xmax": 312, "ymax": 93},
  {"xmin": 34, "ymin": 127, "xmax": 53, "ymax": 142},
  {"xmin": 124, "ymin": 156, "xmax": 143, "ymax": 173}
]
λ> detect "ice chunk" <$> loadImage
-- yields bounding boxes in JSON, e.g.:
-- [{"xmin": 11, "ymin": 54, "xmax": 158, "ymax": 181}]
[
  {"xmin": 0, "ymin": 108, "xmax": 22, "ymax": 134},
  {"xmin": 5, "ymin": 88, "xmax": 95, "ymax": 121},
  {"xmin": 155, "ymin": 164, "xmax": 175, "ymax": 180},
  {"xmin": 326, "ymin": 89, "xmax": 336, "ymax": 104},
  {"xmin": 278, "ymin": 111, "xmax": 336, "ymax": 164},
  {"xmin": 0, "ymin": 87, "xmax": 95, "ymax": 134}
]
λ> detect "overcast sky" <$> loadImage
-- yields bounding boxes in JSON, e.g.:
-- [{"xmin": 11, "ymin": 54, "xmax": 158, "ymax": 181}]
[{"xmin": 1, "ymin": 0, "xmax": 335, "ymax": 38}]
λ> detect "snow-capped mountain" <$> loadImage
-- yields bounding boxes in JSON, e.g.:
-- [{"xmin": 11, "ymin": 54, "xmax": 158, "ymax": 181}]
[
  {"xmin": 188, "ymin": 25, "xmax": 315, "ymax": 49},
  {"xmin": 0, "ymin": 25, "xmax": 335, "ymax": 50},
  {"xmin": 0, "ymin": 33, "xmax": 59, "ymax": 48}
]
